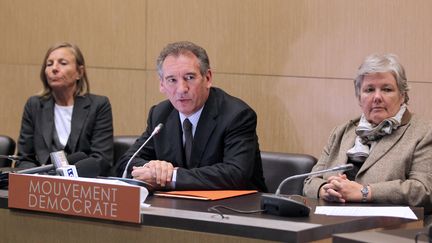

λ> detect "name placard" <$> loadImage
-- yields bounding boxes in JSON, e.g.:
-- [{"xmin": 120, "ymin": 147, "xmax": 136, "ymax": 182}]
[{"xmin": 8, "ymin": 174, "xmax": 141, "ymax": 223}]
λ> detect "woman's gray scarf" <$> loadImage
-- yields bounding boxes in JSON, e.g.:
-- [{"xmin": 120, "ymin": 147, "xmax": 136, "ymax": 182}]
[{"xmin": 346, "ymin": 104, "xmax": 407, "ymax": 162}]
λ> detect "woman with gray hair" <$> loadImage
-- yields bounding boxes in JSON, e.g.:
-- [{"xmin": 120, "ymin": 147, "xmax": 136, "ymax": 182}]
[{"xmin": 304, "ymin": 53, "xmax": 432, "ymax": 211}]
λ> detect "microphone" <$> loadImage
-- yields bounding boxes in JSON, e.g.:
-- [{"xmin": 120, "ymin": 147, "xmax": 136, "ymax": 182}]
[
  {"xmin": 261, "ymin": 163, "xmax": 354, "ymax": 217},
  {"xmin": 16, "ymin": 152, "xmax": 88, "ymax": 176},
  {"xmin": 50, "ymin": 151, "xmax": 78, "ymax": 177},
  {"xmin": 61, "ymin": 152, "xmax": 101, "ymax": 178},
  {"xmin": 66, "ymin": 152, "xmax": 88, "ymax": 165},
  {"xmin": 275, "ymin": 164, "xmax": 354, "ymax": 196},
  {"xmin": 74, "ymin": 157, "xmax": 100, "ymax": 178},
  {"xmin": 0, "ymin": 155, "xmax": 24, "ymax": 161},
  {"xmin": 121, "ymin": 123, "xmax": 163, "ymax": 178},
  {"xmin": 105, "ymin": 123, "xmax": 163, "ymax": 193},
  {"xmin": 16, "ymin": 164, "xmax": 55, "ymax": 175}
]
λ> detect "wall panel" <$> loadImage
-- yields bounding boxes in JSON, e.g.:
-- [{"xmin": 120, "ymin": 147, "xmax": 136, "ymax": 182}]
[
  {"xmin": 146, "ymin": 0, "xmax": 432, "ymax": 81},
  {"xmin": 1, "ymin": 0, "xmax": 432, "ymax": 160},
  {"xmin": 89, "ymin": 68, "xmax": 149, "ymax": 135},
  {"xmin": 214, "ymin": 75, "xmax": 359, "ymax": 156},
  {"xmin": 0, "ymin": 64, "xmax": 40, "ymax": 140},
  {"xmin": 0, "ymin": 0, "xmax": 147, "ymax": 69}
]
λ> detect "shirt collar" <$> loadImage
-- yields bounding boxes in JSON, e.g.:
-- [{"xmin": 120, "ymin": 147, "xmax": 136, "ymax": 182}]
[{"xmin": 179, "ymin": 106, "xmax": 204, "ymax": 136}]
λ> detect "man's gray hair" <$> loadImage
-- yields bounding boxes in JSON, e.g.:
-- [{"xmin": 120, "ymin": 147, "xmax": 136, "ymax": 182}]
[{"xmin": 156, "ymin": 41, "xmax": 210, "ymax": 78}]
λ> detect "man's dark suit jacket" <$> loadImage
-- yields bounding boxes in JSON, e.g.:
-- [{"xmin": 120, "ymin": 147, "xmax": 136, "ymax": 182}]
[
  {"xmin": 116, "ymin": 87, "xmax": 267, "ymax": 191},
  {"xmin": 17, "ymin": 94, "xmax": 114, "ymax": 175}
]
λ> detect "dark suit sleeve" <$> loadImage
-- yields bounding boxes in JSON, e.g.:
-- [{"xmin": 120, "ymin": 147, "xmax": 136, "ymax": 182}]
[
  {"xmin": 176, "ymin": 108, "xmax": 260, "ymax": 190},
  {"xmin": 87, "ymin": 97, "xmax": 114, "ymax": 176},
  {"xmin": 17, "ymin": 97, "xmax": 39, "ymax": 167}
]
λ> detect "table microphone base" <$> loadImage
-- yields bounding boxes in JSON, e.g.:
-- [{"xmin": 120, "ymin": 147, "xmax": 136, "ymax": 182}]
[{"xmin": 261, "ymin": 193, "xmax": 310, "ymax": 217}]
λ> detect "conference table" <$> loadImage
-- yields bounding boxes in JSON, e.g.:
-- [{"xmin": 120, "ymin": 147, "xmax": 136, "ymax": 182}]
[
  {"xmin": 333, "ymin": 227, "xmax": 430, "ymax": 242},
  {"xmin": 0, "ymin": 189, "xmax": 424, "ymax": 243}
]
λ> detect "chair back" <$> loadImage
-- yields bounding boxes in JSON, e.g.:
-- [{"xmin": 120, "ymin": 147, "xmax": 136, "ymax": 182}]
[
  {"xmin": 261, "ymin": 151, "xmax": 317, "ymax": 195},
  {"xmin": 0, "ymin": 135, "xmax": 16, "ymax": 167},
  {"xmin": 113, "ymin": 136, "xmax": 139, "ymax": 166}
]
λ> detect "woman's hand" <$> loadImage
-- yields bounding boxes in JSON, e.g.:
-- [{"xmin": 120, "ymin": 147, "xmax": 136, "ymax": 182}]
[
  {"xmin": 319, "ymin": 181, "xmax": 345, "ymax": 203},
  {"xmin": 320, "ymin": 174, "xmax": 369, "ymax": 202}
]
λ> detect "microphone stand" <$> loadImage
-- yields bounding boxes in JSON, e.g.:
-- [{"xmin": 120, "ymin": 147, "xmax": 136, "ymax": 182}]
[
  {"xmin": 122, "ymin": 123, "xmax": 163, "ymax": 178},
  {"xmin": 275, "ymin": 164, "xmax": 354, "ymax": 196},
  {"xmin": 0, "ymin": 155, "xmax": 24, "ymax": 161},
  {"xmin": 105, "ymin": 123, "xmax": 164, "ymax": 193},
  {"xmin": 261, "ymin": 164, "xmax": 354, "ymax": 217}
]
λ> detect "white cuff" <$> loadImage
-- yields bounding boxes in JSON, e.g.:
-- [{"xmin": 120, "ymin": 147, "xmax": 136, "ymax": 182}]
[{"xmin": 170, "ymin": 168, "xmax": 178, "ymax": 189}]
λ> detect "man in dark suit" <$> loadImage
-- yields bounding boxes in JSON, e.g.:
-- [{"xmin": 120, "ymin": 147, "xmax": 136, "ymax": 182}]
[{"xmin": 115, "ymin": 41, "xmax": 267, "ymax": 191}]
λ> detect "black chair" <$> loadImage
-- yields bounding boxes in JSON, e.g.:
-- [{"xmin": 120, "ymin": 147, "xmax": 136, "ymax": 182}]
[
  {"xmin": 113, "ymin": 135, "xmax": 139, "ymax": 170},
  {"xmin": 0, "ymin": 135, "xmax": 16, "ymax": 167},
  {"xmin": 261, "ymin": 151, "xmax": 317, "ymax": 195},
  {"xmin": 110, "ymin": 135, "xmax": 138, "ymax": 176},
  {"xmin": 112, "ymin": 137, "xmax": 317, "ymax": 195}
]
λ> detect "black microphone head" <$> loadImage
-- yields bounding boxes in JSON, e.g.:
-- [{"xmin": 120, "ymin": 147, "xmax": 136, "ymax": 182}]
[
  {"xmin": 156, "ymin": 123, "xmax": 164, "ymax": 130},
  {"xmin": 66, "ymin": 152, "xmax": 88, "ymax": 165},
  {"xmin": 261, "ymin": 193, "xmax": 310, "ymax": 217},
  {"xmin": 152, "ymin": 123, "xmax": 164, "ymax": 136},
  {"xmin": 75, "ymin": 157, "xmax": 100, "ymax": 178}
]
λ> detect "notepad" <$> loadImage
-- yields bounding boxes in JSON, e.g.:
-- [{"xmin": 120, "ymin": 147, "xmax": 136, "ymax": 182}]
[{"xmin": 154, "ymin": 190, "xmax": 257, "ymax": 200}]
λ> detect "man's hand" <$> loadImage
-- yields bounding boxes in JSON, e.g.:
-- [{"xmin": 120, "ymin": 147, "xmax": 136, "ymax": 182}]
[{"xmin": 131, "ymin": 160, "xmax": 174, "ymax": 187}]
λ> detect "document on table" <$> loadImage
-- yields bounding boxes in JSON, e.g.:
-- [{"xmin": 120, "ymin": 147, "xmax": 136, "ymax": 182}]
[
  {"xmin": 315, "ymin": 206, "xmax": 417, "ymax": 220},
  {"xmin": 153, "ymin": 190, "xmax": 257, "ymax": 200}
]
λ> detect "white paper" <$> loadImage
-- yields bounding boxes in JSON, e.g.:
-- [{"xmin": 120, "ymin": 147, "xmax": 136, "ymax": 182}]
[{"xmin": 315, "ymin": 206, "xmax": 417, "ymax": 220}]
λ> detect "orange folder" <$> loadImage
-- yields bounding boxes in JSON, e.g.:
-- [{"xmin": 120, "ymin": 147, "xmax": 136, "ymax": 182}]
[{"xmin": 153, "ymin": 190, "xmax": 257, "ymax": 200}]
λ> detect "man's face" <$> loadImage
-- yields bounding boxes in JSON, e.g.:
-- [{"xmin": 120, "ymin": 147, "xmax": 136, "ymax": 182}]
[{"xmin": 159, "ymin": 52, "xmax": 212, "ymax": 116}]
